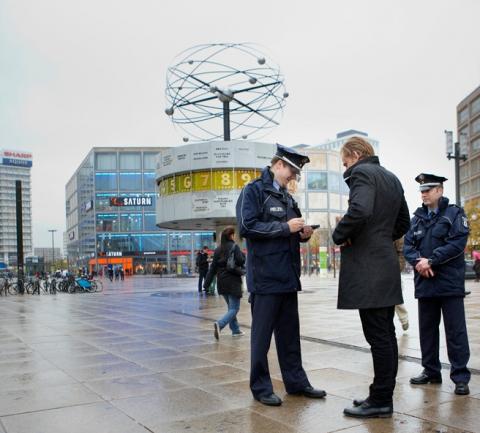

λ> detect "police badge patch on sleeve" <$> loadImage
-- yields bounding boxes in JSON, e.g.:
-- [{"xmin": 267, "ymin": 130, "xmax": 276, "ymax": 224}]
[{"xmin": 462, "ymin": 216, "xmax": 469, "ymax": 228}]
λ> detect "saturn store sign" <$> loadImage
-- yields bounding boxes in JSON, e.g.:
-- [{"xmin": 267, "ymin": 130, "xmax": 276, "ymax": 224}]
[{"xmin": 110, "ymin": 196, "xmax": 153, "ymax": 207}]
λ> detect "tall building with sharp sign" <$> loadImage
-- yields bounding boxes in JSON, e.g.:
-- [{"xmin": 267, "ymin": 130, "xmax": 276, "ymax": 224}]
[{"xmin": 0, "ymin": 149, "xmax": 33, "ymax": 268}]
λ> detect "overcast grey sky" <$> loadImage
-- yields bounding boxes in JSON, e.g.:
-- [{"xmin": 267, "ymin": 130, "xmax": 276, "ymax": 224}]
[{"xmin": 1, "ymin": 0, "xmax": 480, "ymax": 249}]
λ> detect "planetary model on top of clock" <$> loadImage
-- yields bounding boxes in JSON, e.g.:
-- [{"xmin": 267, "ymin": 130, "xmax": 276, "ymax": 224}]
[{"xmin": 164, "ymin": 43, "xmax": 289, "ymax": 142}]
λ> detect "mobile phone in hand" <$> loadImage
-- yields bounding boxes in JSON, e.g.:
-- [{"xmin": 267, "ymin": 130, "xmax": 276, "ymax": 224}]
[{"xmin": 300, "ymin": 224, "xmax": 320, "ymax": 233}]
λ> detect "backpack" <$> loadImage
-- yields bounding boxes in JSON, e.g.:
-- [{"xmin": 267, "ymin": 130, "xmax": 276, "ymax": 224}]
[{"xmin": 226, "ymin": 244, "xmax": 246, "ymax": 276}]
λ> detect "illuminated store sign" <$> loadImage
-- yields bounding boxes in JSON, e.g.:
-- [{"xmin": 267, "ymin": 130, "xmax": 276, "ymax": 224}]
[{"xmin": 110, "ymin": 196, "xmax": 153, "ymax": 207}]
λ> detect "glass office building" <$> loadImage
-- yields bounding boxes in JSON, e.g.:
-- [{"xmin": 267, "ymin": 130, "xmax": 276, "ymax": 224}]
[{"xmin": 65, "ymin": 147, "xmax": 214, "ymax": 275}]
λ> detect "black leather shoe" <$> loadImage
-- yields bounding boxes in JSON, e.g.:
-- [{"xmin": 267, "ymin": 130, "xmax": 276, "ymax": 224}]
[
  {"xmin": 344, "ymin": 401, "xmax": 393, "ymax": 418},
  {"xmin": 353, "ymin": 397, "xmax": 367, "ymax": 407},
  {"xmin": 410, "ymin": 372, "xmax": 442, "ymax": 385},
  {"xmin": 290, "ymin": 386, "xmax": 327, "ymax": 399},
  {"xmin": 257, "ymin": 393, "xmax": 282, "ymax": 406},
  {"xmin": 455, "ymin": 382, "xmax": 470, "ymax": 395}
]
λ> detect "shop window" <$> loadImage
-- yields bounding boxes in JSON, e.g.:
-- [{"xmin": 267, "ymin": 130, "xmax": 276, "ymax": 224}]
[
  {"xmin": 307, "ymin": 172, "xmax": 328, "ymax": 190},
  {"xmin": 143, "ymin": 172, "xmax": 156, "ymax": 191},
  {"xmin": 96, "ymin": 213, "xmax": 119, "ymax": 232},
  {"xmin": 144, "ymin": 213, "xmax": 158, "ymax": 231},
  {"xmin": 119, "ymin": 153, "xmax": 141, "ymax": 170},
  {"xmin": 119, "ymin": 173, "xmax": 142, "ymax": 191},
  {"xmin": 95, "ymin": 153, "xmax": 116, "ymax": 170},
  {"xmin": 95, "ymin": 173, "xmax": 117, "ymax": 191},
  {"xmin": 143, "ymin": 152, "xmax": 157, "ymax": 170},
  {"xmin": 120, "ymin": 213, "xmax": 143, "ymax": 231}
]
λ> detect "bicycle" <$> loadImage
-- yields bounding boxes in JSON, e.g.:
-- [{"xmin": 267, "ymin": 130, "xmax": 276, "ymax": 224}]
[{"xmin": 6, "ymin": 278, "xmax": 34, "ymax": 295}]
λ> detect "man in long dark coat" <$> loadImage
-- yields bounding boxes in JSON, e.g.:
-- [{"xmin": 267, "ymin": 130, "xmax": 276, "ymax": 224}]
[{"xmin": 332, "ymin": 136, "xmax": 410, "ymax": 418}]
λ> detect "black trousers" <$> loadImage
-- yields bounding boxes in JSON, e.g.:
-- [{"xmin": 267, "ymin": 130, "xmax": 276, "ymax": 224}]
[
  {"xmin": 359, "ymin": 306, "xmax": 397, "ymax": 406},
  {"xmin": 250, "ymin": 292, "xmax": 310, "ymax": 398},
  {"xmin": 197, "ymin": 269, "xmax": 208, "ymax": 292},
  {"xmin": 418, "ymin": 296, "xmax": 470, "ymax": 384}
]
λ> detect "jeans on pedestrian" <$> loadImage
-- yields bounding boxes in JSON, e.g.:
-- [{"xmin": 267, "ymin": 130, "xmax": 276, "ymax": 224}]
[{"xmin": 217, "ymin": 295, "xmax": 241, "ymax": 334}]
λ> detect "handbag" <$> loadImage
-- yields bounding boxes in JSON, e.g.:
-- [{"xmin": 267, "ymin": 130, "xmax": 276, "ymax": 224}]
[{"xmin": 226, "ymin": 244, "xmax": 246, "ymax": 276}]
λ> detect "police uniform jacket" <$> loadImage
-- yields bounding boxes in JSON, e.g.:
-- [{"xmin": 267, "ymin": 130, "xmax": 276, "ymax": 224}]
[
  {"xmin": 204, "ymin": 240, "xmax": 245, "ymax": 297},
  {"xmin": 332, "ymin": 156, "xmax": 411, "ymax": 309},
  {"xmin": 236, "ymin": 167, "xmax": 305, "ymax": 294},
  {"xmin": 403, "ymin": 196, "xmax": 469, "ymax": 298}
]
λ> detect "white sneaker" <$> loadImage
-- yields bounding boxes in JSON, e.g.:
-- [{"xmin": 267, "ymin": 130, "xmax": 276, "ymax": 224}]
[
  {"xmin": 232, "ymin": 331, "xmax": 245, "ymax": 338},
  {"xmin": 214, "ymin": 322, "xmax": 221, "ymax": 340}
]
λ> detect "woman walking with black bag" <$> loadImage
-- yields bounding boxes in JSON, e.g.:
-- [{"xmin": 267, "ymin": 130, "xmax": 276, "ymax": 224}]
[{"xmin": 204, "ymin": 226, "xmax": 246, "ymax": 339}]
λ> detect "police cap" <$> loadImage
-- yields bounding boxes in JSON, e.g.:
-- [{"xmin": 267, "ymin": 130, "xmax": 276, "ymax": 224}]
[
  {"xmin": 275, "ymin": 143, "xmax": 310, "ymax": 173},
  {"xmin": 415, "ymin": 173, "xmax": 448, "ymax": 191}
]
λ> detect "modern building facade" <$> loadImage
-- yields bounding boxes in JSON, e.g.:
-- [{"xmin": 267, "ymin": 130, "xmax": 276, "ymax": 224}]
[
  {"xmin": 34, "ymin": 247, "xmax": 62, "ymax": 263},
  {"xmin": 288, "ymin": 130, "xmax": 379, "ymax": 273},
  {"xmin": 458, "ymin": 85, "xmax": 480, "ymax": 205},
  {"xmin": 65, "ymin": 147, "xmax": 215, "ymax": 275},
  {"xmin": 0, "ymin": 149, "xmax": 33, "ymax": 267},
  {"xmin": 314, "ymin": 129, "xmax": 380, "ymax": 154}
]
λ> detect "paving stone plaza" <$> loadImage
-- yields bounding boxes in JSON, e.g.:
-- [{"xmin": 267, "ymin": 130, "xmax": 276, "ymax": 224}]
[{"xmin": 0, "ymin": 275, "xmax": 478, "ymax": 433}]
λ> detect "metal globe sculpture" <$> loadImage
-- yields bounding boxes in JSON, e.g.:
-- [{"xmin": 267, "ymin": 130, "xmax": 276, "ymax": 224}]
[{"xmin": 165, "ymin": 43, "xmax": 288, "ymax": 142}]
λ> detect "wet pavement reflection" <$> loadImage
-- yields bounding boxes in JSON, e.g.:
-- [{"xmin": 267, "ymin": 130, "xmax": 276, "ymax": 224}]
[{"xmin": 0, "ymin": 274, "xmax": 478, "ymax": 432}]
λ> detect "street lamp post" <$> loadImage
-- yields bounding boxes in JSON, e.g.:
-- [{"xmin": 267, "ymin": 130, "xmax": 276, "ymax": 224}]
[
  {"xmin": 48, "ymin": 229, "xmax": 57, "ymax": 274},
  {"xmin": 445, "ymin": 130, "xmax": 468, "ymax": 206}
]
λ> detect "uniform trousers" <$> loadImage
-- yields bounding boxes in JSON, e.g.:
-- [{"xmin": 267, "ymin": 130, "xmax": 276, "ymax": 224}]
[
  {"xmin": 359, "ymin": 306, "xmax": 397, "ymax": 406},
  {"xmin": 418, "ymin": 296, "xmax": 470, "ymax": 383},
  {"xmin": 250, "ymin": 292, "xmax": 310, "ymax": 398}
]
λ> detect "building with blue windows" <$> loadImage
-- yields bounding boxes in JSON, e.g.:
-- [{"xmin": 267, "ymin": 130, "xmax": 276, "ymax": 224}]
[{"xmin": 65, "ymin": 147, "xmax": 214, "ymax": 275}]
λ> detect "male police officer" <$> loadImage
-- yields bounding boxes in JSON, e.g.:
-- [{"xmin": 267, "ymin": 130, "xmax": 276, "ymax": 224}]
[
  {"xmin": 404, "ymin": 173, "xmax": 471, "ymax": 395},
  {"xmin": 236, "ymin": 144, "xmax": 326, "ymax": 407}
]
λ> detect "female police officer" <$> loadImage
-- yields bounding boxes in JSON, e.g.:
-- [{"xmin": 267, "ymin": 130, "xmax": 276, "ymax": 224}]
[{"xmin": 236, "ymin": 144, "xmax": 326, "ymax": 407}]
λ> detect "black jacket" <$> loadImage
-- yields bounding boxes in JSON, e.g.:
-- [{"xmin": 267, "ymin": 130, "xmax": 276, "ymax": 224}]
[
  {"xmin": 332, "ymin": 156, "xmax": 410, "ymax": 309},
  {"xmin": 204, "ymin": 241, "xmax": 245, "ymax": 297},
  {"xmin": 403, "ymin": 196, "xmax": 469, "ymax": 298},
  {"xmin": 196, "ymin": 251, "xmax": 209, "ymax": 272},
  {"xmin": 236, "ymin": 167, "xmax": 308, "ymax": 294}
]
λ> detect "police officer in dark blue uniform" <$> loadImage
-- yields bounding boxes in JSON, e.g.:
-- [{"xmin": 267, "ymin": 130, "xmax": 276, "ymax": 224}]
[
  {"xmin": 404, "ymin": 173, "xmax": 471, "ymax": 395},
  {"xmin": 236, "ymin": 144, "xmax": 326, "ymax": 406}
]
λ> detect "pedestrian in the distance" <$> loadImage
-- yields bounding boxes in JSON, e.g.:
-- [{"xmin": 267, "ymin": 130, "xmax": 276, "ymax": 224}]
[
  {"xmin": 204, "ymin": 226, "xmax": 246, "ymax": 339},
  {"xmin": 196, "ymin": 246, "xmax": 209, "ymax": 293},
  {"xmin": 472, "ymin": 250, "xmax": 480, "ymax": 282},
  {"xmin": 394, "ymin": 237, "xmax": 409, "ymax": 331}
]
